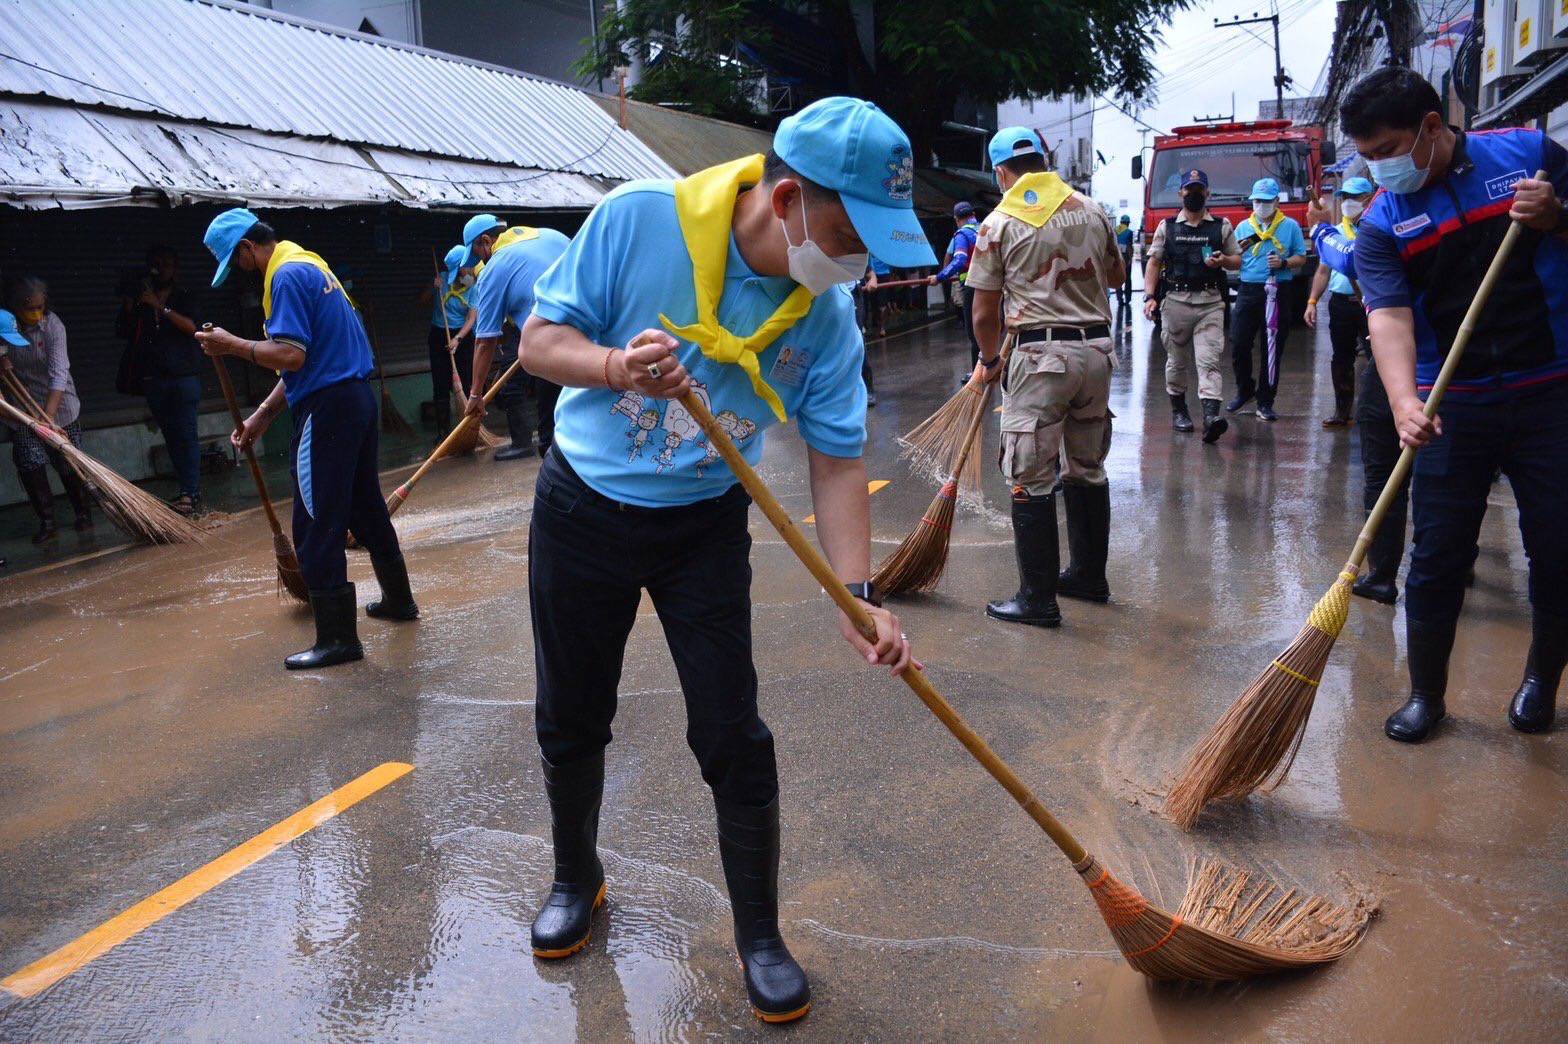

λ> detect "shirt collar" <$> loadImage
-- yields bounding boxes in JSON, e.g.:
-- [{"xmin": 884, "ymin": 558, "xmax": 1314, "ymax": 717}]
[
  {"xmin": 726, "ymin": 232, "xmax": 796, "ymax": 304},
  {"xmin": 1445, "ymin": 127, "xmax": 1472, "ymax": 178},
  {"xmin": 1178, "ymin": 209, "xmax": 1213, "ymax": 225}
]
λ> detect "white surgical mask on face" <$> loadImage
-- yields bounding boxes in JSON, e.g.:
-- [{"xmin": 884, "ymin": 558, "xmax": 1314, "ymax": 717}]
[
  {"xmin": 1341, "ymin": 199, "xmax": 1365, "ymax": 220},
  {"xmin": 782, "ymin": 200, "xmax": 867, "ymax": 296},
  {"xmin": 1252, "ymin": 201, "xmax": 1277, "ymax": 220}
]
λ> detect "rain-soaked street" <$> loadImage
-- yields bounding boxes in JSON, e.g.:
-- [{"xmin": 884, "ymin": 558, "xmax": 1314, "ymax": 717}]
[{"xmin": 1, "ymin": 313, "xmax": 1564, "ymax": 1040}]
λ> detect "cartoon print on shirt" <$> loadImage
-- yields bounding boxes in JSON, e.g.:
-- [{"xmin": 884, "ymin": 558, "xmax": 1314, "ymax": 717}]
[
  {"xmin": 626, "ymin": 408, "xmax": 660, "ymax": 461},
  {"xmin": 696, "ymin": 409, "xmax": 741, "ymax": 475},
  {"xmin": 610, "ymin": 387, "xmax": 646, "ymax": 423},
  {"xmin": 653, "ymin": 430, "xmax": 682, "ymax": 473}
]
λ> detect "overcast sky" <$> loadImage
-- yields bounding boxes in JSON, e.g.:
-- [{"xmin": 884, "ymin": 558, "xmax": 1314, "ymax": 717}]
[{"xmin": 1092, "ymin": 0, "xmax": 1340, "ymax": 217}]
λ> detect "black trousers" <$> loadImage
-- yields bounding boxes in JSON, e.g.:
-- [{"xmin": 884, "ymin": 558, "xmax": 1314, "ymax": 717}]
[
  {"xmin": 428, "ymin": 325, "xmax": 473, "ymax": 408},
  {"xmin": 528, "ymin": 449, "xmax": 778, "ymax": 806},
  {"xmin": 1356, "ymin": 357, "xmax": 1407, "ymax": 559},
  {"xmin": 962, "ymin": 284, "xmax": 980, "ymax": 367},
  {"xmin": 1327, "ymin": 292, "xmax": 1366, "ymax": 408},
  {"xmin": 1229, "ymin": 281, "xmax": 1292, "ymax": 407},
  {"xmin": 291, "ymin": 379, "xmax": 400, "ymax": 590}
]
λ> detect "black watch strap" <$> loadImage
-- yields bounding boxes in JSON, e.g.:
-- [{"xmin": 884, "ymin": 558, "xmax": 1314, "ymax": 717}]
[
  {"xmin": 981, "ymin": 353, "xmax": 1003, "ymax": 369},
  {"xmin": 845, "ymin": 581, "xmax": 881, "ymax": 607}
]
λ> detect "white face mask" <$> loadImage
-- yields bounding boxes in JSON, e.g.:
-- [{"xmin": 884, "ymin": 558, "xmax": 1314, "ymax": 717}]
[
  {"xmin": 459, "ymin": 273, "xmax": 475, "ymax": 287},
  {"xmin": 781, "ymin": 200, "xmax": 867, "ymax": 296},
  {"xmin": 1252, "ymin": 201, "xmax": 1277, "ymax": 220},
  {"xmin": 1341, "ymin": 199, "xmax": 1365, "ymax": 220}
]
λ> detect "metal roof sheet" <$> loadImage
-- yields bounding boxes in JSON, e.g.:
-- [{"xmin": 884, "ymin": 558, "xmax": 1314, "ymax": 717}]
[{"xmin": 0, "ymin": 0, "xmax": 675, "ymax": 184}]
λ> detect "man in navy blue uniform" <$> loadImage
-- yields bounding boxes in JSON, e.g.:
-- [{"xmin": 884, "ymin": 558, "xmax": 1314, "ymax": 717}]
[
  {"xmin": 198, "ymin": 209, "xmax": 418, "ymax": 670},
  {"xmin": 1335, "ymin": 68, "xmax": 1568, "ymax": 741}
]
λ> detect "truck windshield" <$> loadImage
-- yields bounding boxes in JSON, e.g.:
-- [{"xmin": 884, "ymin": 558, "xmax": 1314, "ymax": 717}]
[{"xmin": 1148, "ymin": 141, "xmax": 1311, "ymax": 207}]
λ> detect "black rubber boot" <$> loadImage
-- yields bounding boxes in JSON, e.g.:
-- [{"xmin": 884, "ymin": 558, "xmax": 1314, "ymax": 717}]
[
  {"xmin": 495, "ymin": 402, "xmax": 536, "ymax": 461},
  {"xmin": 715, "ymin": 796, "xmax": 811, "ymax": 1024},
  {"xmin": 531, "ymin": 751, "xmax": 607, "ymax": 958},
  {"xmin": 1323, "ymin": 388, "xmax": 1354, "ymax": 428},
  {"xmin": 285, "ymin": 584, "xmax": 365, "ymax": 670},
  {"xmin": 1057, "ymin": 483, "xmax": 1111, "ymax": 603},
  {"xmin": 433, "ymin": 395, "xmax": 452, "ymax": 433},
  {"xmin": 986, "ymin": 494, "xmax": 1062, "ymax": 627},
  {"xmin": 1385, "ymin": 618, "xmax": 1454, "ymax": 743},
  {"xmin": 20, "ymin": 468, "xmax": 57, "ymax": 544},
  {"xmin": 1170, "ymin": 393, "xmax": 1194, "ymax": 432},
  {"xmin": 1200, "ymin": 398, "xmax": 1229, "ymax": 444},
  {"xmin": 1353, "ymin": 519, "xmax": 1404, "ymax": 605},
  {"xmin": 59, "ymin": 467, "xmax": 94, "ymax": 530},
  {"xmin": 1509, "ymin": 610, "xmax": 1567, "ymax": 734},
  {"xmin": 1225, "ymin": 388, "xmax": 1254, "ymax": 414},
  {"xmin": 366, "ymin": 552, "xmax": 419, "ymax": 620}
]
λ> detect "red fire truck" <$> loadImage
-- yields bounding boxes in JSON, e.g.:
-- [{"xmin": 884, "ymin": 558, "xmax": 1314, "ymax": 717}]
[{"xmin": 1133, "ymin": 118, "xmax": 1337, "ymax": 312}]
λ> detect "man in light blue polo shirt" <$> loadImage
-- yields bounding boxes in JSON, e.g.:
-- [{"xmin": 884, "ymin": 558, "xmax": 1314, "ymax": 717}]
[
  {"xmin": 517, "ymin": 96, "xmax": 931, "ymax": 1023},
  {"xmin": 1226, "ymin": 177, "xmax": 1307, "ymax": 421}
]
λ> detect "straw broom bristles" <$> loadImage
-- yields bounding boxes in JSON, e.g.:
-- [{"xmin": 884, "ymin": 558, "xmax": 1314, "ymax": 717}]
[
  {"xmin": 897, "ymin": 377, "xmax": 989, "ymax": 498},
  {"xmin": 0, "ymin": 398, "xmax": 205, "ymax": 545}
]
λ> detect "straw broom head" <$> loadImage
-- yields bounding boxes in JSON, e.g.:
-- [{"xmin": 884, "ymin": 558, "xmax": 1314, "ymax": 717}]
[
  {"xmin": 1164, "ymin": 572, "xmax": 1355, "ymax": 830},
  {"xmin": 872, "ymin": 480, "xmax": 958, "ymax": 595},
  {"xmin": 897, "ymin": 378, "xmax": 989, "ymax": 498},
  {"xmin": 1075, "ymin": 852, "xmax": 1375, "ymax": 980},
  {"xmin": 273, "ymin": 529, "xmax": 309, "ymax": 602},
  {"xmin": 380, "ymin": 387, "xmax": 418, "ymax": 438}
]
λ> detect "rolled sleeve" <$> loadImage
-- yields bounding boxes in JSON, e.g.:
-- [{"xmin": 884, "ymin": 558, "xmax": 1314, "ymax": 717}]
[
  {"xmin": 795, "ymin": 313, "xmax": 867, "ymax": 458},
  {"xmin": 264, "ymin": 266, "xmax": 315, "ymax": 350},
  {"xmin": 1353, "ymin": 222, "xmax": 1411, "ymax": 311},
  {"xmin": 1148, "ymin": 220, "xmax": 1168, "ymax": 261}
]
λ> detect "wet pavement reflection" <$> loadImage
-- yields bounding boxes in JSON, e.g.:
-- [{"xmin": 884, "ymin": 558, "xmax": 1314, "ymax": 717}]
[{"xmin": 1, "ymin": 311, "xmax": 1563, "ymax": 1039}]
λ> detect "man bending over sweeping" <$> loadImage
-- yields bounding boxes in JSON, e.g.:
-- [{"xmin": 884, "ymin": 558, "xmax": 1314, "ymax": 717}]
[
  {"xmin": 517, "ymin": 97, "xmax": 926, "ymax": 1023},
  {"xmin": 198, "ymin": 208, "xmax": 419, "ymax": 670}
]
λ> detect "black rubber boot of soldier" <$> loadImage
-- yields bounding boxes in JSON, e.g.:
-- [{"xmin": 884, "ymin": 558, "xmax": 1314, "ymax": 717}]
[
  {"xmin": 285, "ymin": 585, "xmax": 365, "ymax": 670},
  {"xmin": 986, "ymin": 495, "xmax": 1062, "ymax": 627},
  {"xmin": 1385, "ymin": 618, "xmax": 1454, "ymax": 742},
  {"xmin": 1201, "ymin": 398, "xmax": 1229, "ymax": 443},
  {"xmin": 1509, "ymin": 611, "xmax": 1567, "ymax": 733},
  {"xmin": 1353, "ymin": 516, "xmax": 1404, "ymax": 605},
  {"xmin": 1170, "ymin": 393, "xmax": 1194, "ymax": 433},
  {"xmin": 495, "ymin": 402, "xmax": 536, "ymax": 461},
  {"xmin": 366, "ymin": 552, "xmax": 419, "ymax": 620},
  {"xmin": 1057, "ymin": 483, "xmax": 1111, "ymax": 603},
  {"xmin": 715, "ymin": 796, "xmax": 811, "ymax": 1023},
  {"xmin": 531, "ymin": 751, "xmax": 607, "ymax": 958}
]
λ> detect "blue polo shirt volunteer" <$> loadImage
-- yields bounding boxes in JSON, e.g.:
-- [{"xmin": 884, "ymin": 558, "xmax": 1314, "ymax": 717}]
[
  {"xmin": 1236, "ymin": 178, "xmax": 1306, "ymax": 283},
  {"xmin": 532, "ymin": 182, "xmax": 868, "ymax": 508},
  {"xmin": 474, "ymin": 227, "xmax": 572, "ymax": 339},
  {"xmin": 433, "ymin": 245, "xmax": 471, "ymax": 329},
  {"xmin": 264, "ymin": 257, "xmax": 376, "ymax": 406}
]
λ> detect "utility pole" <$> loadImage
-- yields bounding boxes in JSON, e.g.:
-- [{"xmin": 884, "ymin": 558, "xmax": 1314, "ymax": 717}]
[{"xmin": 1214, "ymin": 11, "xmax": 1291, "ymax": 114}]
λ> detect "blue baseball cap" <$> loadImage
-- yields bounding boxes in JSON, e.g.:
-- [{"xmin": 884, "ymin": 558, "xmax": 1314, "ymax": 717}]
[
  {"xmin": 0, "ymin": 309, "xmax": 28, "ymax": 348},
  {"xmin": 462, "ymin": 213, "xmax": 505, "ymax": 266},
  {"xmin": 1249, "ymin": 177, "xmax": 1283, "ymax": 201},
  {"xmin": 1336, "ymin": 176, "xmax": 1376, "ymax": 197},
  {"xmin": 443, "ymin": 244, "xmax": 467, "ymax": 283},
  {"xmin": 1180, "ymin": 169, "xmax": 1209, "ymax": 189},
  {"xmin": 774, "ymin": 97, "xmax": 936, "ymax": 269},
  {"xmin": 987, "ymin": 126, "xmax": 1044, "ymax": 170},
  {"xmin": 204, "ymin": 207, "xmax": 261, "ymax": 287}
]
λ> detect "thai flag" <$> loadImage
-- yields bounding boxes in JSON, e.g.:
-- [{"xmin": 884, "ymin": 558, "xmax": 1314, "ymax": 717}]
[{"xmin": 1433, "ymin": 14, "xmax": 1473, "ymax": 49}]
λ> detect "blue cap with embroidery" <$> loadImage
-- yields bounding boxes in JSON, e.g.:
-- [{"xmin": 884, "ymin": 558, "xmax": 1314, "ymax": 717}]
[
  {"xmin": 204, "ymin": 207, "xmax": 261, "ymax": 288},
  {"xmin": 0, "ymin": 309, "xmax": 28, "ymax": 348},
  {"xmin": 462, "ymin": 213, "xmax": 506, "ymax": 266},
  {"xmin": 1336, "ymin": 176, "xmax": 1376, "ymax": 197},
  {"xmin": 987, "ymin": 126, "xmax": 1045, "ymax": 170},
  {"xmin": 443, "ymin": 244, "xmax": 467, "ymax": 283},
  {"xmin": 1248, "ymin": 177, "xmax": 1283, "ymax": 201},
  {"xmin": 774, "ymin": 96, "xmax": 936, "ymax": 268},
  {"xmin": 1180, "ymin": 169, "xmax": 1209, "ymax": 189}
]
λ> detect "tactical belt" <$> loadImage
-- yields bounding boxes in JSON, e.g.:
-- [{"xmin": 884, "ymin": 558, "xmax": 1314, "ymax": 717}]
[
  {"xmin": 1018, "ymin": 325, "xmax": 1111, "ymax": 344},
  {"xmin": 1165, "ymin": 280, "xmax": 1225, "ymax": 293}
]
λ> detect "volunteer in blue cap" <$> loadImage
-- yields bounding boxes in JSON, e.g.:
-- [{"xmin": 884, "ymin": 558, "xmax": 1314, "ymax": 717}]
[
  {"xmin": 1303, "ymin": 176, "xmax": 1376, "ymax": 428},
  {"xmin": 928, "ymin": 200, "xmax": 982, "ymax": 367},
  {"xmin": 197, "ymin": 208, "xmax": 418, "ymax": 671},
  {"xmin": 969, "ymin": 126, "xmax": 1125, "ymax": 626},
  {"xmin": 1225, "ymin": 176, "xmax": 1306, "ymax": 422},
  {"xmin": 516, "ymin": 95, "xmax": 929, "ymax": 1022},
  {"xmin": 421, "ymin": 244, "xmax": 475, "ymax": 433}
]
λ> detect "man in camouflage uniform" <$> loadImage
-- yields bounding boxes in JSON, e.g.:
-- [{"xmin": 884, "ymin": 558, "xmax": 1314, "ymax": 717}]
[{"xmin": 966, "ymin": 127, "xmax": 1124, "ymax": 627}]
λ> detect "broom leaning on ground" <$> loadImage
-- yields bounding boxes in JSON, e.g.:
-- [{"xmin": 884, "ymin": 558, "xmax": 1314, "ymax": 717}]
[
  {"xmin": 675, "ymin": 371, "xmax": 1374, "ymax": 982},
  {"xmin": 1163, "ymin": 173, "xmax": 1545, "ymax": 831}
]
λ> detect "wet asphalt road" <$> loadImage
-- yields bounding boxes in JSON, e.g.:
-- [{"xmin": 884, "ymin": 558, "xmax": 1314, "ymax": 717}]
[{"xmin": 1, "ymin": 311, "xmax": 1563, "ymax": 1040}]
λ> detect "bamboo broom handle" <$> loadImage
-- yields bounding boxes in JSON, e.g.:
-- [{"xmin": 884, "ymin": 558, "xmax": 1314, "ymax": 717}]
[
  {"xmin": 434, "ymin": 248, "xmax": 466, "ymax": 400},
  {"xmin": 209, "ymin": 353, "xmax": 285, "ymax": 535},
  {"xmin": 944, "ymin": 332, "xmax": 1012, "ymax": 479},
  {"xmin": 0, "ymin": 396, "xmax": 69, "ymax": 449},
  {"xmin": 390, "ymin": 357, "xmax": 523, "ymax": 505},
  {"xmin": 3, "ymin": 370, "xmax": 47, "ymax": 420},
  {"xmin": 1344, "ymin": 170, "xmax": 1544, "ymax": 574},
  {"xmin": 679, "ymin": 389, "xmax": 1088, "ymax": 866}
]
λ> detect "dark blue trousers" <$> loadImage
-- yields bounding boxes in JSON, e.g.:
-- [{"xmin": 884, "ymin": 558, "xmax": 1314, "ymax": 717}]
[
  {"xmin": 290, "ymin": 379, "xmax": 401, "ymax": 591},
  {"xmin": 1407, "ymin": 379, "xmax": 1568, "ymax": 628},
  {"xmin": 145, "ymin": 374, "xmax": 202, "ymax": 498}
]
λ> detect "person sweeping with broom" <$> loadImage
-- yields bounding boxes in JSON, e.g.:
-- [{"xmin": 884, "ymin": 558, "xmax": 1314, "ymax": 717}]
[
  {"xmin": 969, "ymin": 126, "xmax": 1124, "ymax": 627},
  {"xmin": 197, "ymin": 208, "xmax": 419, "ymax": 670},
  {"xmin": 516, "ymin": 97, "xmax": 927, "ymax": 1023}
]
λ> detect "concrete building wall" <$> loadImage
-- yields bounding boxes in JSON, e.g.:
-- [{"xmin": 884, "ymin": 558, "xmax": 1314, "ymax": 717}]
[{"xmin": 995, "ymin": 96, "xmax": 1095, "ymax": 191}]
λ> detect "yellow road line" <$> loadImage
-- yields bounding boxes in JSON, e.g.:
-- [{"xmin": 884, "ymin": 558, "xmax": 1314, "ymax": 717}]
[
  {"xmin": 803, "ymin": 480, "xmax": 888, "ymax": 525},
  {"xmin": 1, "ymin": 761, "xmax": 414, "ymax": 999}
]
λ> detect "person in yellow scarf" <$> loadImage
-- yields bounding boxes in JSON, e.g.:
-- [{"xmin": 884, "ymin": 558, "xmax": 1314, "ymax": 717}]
[
  {"xmin": 517, "ymin": 97, "xmax": 933, "ymax": 1023},
  {"xmin": 197, "ymin": 208, "xmax": 418, "ymax": 671},
  {"xmin": 1225, "ymin": 177, "xmax": 1307, "ymax": 422},
  {"xmin": 1303, "ymin": 177, "xmax": 1375, "ymax": 428}
]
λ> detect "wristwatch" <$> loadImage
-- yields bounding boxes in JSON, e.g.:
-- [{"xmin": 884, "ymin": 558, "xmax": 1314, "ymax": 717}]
[{"xmin": 845, "ymin": 581, "xmax": 881, "ymax": 607}]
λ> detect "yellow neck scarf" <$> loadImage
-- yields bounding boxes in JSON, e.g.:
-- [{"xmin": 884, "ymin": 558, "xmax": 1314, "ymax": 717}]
[
  {"xmin": 1338, "ymin": 217, "xmax": 1358, "ymax": 241},
  {"xmin": 994, "ymin": 171, "xmax": 1073, "ymax": 227},
  {"xmin": 1244, "ymin": 210, "xmax": 1286, "ymax": 256},
  {"xmin": 262, "ymin": 241, "xmax": 340, "ymax": 320},
  {"xmin": 494, "ymin": 225, "xmax": 541, "ymax": 253},
  {"xmin": 659, "ymin": 155, "xmax": 814, "ymax": 422}
]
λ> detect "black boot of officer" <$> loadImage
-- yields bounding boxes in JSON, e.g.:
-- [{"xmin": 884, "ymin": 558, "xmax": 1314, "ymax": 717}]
[
  {"xmin": 531, "ymin": 751, "xmax": 607, "ymax": 958},
  {"xmin": 285, "ymin": 584, "xmax": 364, "ymax": 670},
  {"xmin": 1509, "ymin": 610, "xmax": 1567, "ymax": 734},
  {"xmin": 366, "ymin": 552, "xmax": 419, "ymax": 620},
  {"xmin": 495, "ymin": 400, "xmax": 536, "ymax": 461},
  {"xmin": 1057, "ymin": 482, "xmax": 1111, "ymax": 603},
  {"xmin": 1352, "ymin": 520, "xmax": 1404, "ymax": 605},
  {"xmin": 986, "ymin": 492, "xmax": 1061, "ymax": 627},
  {"xmin": 1169, "ymin": 393, "xmax": 1194, "ymax": 433},
  {"xmin": 1385, "ymin": 618, "xmax": 1454, "ymax": 742},
  {"xmin": 1200, "ymin": 398, "xmax": 1228, "ymax": 443},
  {"xmin": 715, "ymin": 795, "xmax": 811, "ymax": 1023}
]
